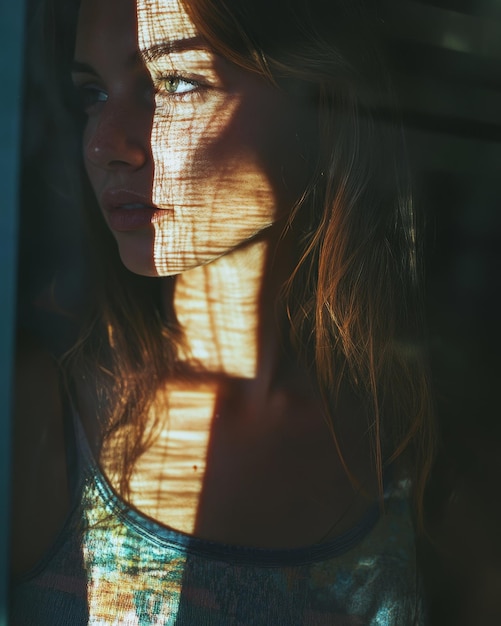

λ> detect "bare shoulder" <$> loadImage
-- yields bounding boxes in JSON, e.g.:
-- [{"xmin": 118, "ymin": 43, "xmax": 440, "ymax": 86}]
[{"xmin": 11, "ymin": 331, "xmax": 70, "ymax": 577}]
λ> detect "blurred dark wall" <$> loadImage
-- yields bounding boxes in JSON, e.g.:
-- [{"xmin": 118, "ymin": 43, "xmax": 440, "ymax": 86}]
[{"xmin": 382, "ymin": 1, "xmax": 501, "ymax": 623}]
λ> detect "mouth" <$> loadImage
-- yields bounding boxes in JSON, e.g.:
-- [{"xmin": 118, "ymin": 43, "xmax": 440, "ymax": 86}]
[
  {"xmin": 101, "ymin": 190, "xmax": 171, "ymax": 232},
  {"xmin": 120, "ymin": 202, "xmax": 154, "ymax": 210}
]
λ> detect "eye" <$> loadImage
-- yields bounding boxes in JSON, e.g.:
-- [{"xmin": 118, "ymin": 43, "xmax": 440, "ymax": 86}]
[
  {"xmin": 73, "ymin": 83, "xmax": 109, "ymax": 114},
  {"xmin": 159, "ymin": 75, "xmax": 199, "ymax": 96}
]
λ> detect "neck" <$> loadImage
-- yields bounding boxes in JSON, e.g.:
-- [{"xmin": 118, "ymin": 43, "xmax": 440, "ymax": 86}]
[{"xmin": 166, "ymin": 230, "xmax": 291, "ymax": 382}]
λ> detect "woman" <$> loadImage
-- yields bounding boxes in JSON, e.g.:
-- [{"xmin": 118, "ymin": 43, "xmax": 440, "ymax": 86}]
[{"xmin": 11, "ymin": 0, "xmax": 435, "ymax": 623}]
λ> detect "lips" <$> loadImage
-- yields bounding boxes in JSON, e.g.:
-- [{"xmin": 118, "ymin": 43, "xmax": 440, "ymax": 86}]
[{"xmin": 101, "ymin": 189, "xmax": 169, "ymax": 232}]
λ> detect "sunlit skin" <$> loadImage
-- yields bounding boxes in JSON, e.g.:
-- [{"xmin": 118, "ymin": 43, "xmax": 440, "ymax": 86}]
[{"xmin": 73, "ymin": 0, "xmax": 378, "ymax": 545}]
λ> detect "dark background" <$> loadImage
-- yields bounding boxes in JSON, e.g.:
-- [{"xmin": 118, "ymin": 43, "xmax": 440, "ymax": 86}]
[{"xmin": 382, "ymin": 2, "xmax": 501, "ymax": 623}]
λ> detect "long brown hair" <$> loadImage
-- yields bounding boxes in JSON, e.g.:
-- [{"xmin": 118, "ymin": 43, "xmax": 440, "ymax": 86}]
[{"xmin": 50, "ymin": 0, "xmax": 435, "ymax": 524}]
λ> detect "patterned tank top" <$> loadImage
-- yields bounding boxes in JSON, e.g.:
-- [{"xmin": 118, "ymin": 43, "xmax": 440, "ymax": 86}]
[{"xmin": 10, "ymin": 413, "xmax": 426, "ymax": 625}]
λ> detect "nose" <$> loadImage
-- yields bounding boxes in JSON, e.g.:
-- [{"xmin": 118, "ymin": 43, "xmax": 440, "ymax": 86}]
[{"xmin": 84, "ymin": 104, "xmax": 149, "ymax": 171}]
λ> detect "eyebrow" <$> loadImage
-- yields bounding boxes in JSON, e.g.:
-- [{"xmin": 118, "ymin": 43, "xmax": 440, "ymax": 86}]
[{"xmin": 140, "ymin": 37, "xmax": 211, "ymax": 63}]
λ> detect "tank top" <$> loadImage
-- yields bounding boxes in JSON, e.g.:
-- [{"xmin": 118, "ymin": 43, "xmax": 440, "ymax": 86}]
[{"xmin": 10, "ymin": 411, "xmax": 426, "ymax": 625}]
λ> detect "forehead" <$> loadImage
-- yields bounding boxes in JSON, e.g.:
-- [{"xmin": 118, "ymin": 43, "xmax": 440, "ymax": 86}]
[
  {"xmin": 137, "ymin": 0, "xmax": 197, "ymax": 49},
  {"xmin": 75, "ymin": 0, "xmax": 198, "ymax": 57}
]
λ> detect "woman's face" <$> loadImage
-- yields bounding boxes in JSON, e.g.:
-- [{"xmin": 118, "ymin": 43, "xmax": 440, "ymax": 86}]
[{"xmin": 73, "ymin": 0, "xmax": 311, "ymax": 276}]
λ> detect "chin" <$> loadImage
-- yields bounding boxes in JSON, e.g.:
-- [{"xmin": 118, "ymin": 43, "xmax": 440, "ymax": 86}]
[
  {"xmin": 116, "ymin": 239, "xmax": 160, "ymax": 277},
  {"xmin": 120, "ymin": 257, "xmax": 160, "ymax": 277}
]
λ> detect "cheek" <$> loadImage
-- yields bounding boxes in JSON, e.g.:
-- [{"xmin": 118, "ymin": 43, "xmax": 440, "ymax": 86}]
[
  {"xmin": 81, "ymin": 117, "xmax": 113, "ymax": 198},
  {"xmin": 150, "ymin": 96, "xmax": 243, "ymax": 210},
  {"xmin": 150, "ymin": 112, "xmax": 198, "ymax": 209},
  {"xmin": 149, "ymin": 90, "xmax": 308, "ymax": 256},
  {"xmin": 82, "ymin": 123, "xmax": 99, "ymax": 185},
  {"xmin": 202, "ymin": 92, "xmax": 310, "ymax": 217}
]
